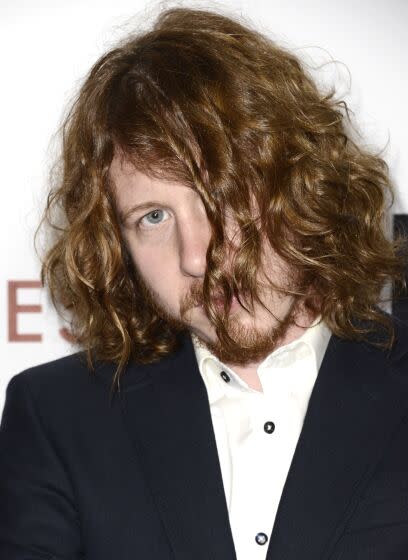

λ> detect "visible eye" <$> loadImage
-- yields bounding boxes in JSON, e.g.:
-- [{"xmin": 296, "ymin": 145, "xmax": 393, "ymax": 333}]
[{"xmin": 138, "ymin": 209, "xmax": 170, "ymax": 229}]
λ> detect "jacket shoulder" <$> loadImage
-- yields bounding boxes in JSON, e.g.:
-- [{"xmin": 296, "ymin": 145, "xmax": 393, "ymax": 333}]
[
  {"xmin": 6, "ymin": 351, "xmax": 119, "ymax": 406},
  {"xmin": 11, "ymin": 351, "xmax": 92, "ymax": 386},
  {"xmin": 18, "ymin": 351, "xmax": 89, "ymax": 376}
]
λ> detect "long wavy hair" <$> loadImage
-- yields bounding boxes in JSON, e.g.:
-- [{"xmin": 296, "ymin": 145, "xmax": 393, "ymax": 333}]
[{"xmin": 38, "ymin": 7, "xmax": 407, "ymax": 393}]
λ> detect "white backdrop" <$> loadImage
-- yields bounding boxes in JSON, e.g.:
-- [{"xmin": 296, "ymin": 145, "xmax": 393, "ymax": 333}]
[{"xmin": 1, "ymin": 0, "xmax": 407, "ymax": 414}]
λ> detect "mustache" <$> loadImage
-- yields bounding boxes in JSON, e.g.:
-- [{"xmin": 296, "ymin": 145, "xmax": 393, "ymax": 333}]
[
  {"xmin": 181, "ymin": 283, "xmax": 249, "ymax": 316},
  {"xmin": 181, "ymin": 283, "xmax": 204, "ymax": 314}
]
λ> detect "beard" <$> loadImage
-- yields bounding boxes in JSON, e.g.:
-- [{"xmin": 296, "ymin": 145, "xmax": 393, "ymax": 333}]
[
  {"xmin": 135, "ymin": 269, "xmax": 303, "ymax": 366},
  {"xmin": 192, "ymin": 296, "xmax": 300, "ymax": 365}
]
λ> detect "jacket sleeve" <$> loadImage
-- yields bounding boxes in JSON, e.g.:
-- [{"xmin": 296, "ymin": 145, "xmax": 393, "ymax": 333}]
[{"xmin": 0, "ymin": 372, "xmax": 83, "ymax": 559}]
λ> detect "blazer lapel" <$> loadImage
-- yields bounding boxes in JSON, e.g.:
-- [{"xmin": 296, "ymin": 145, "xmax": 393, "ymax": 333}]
[
  {"xmin": 118, "ymin": 333, "xmax": 237, "ymax": 560},
  {"xmin": 266, "ymin": 325, "xmax": 408, "ymax": 560}
]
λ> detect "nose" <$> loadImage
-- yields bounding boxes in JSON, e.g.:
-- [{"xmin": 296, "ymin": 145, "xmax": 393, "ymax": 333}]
[{"xmin": 178, "ymin": 211, "xmax": 212, "ymax": 278}]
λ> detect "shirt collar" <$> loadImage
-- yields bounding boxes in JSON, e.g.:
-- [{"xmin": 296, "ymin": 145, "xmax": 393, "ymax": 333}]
[{"xmin": 191, "ymin": 316, "xmax": 332, "ymax": 406}]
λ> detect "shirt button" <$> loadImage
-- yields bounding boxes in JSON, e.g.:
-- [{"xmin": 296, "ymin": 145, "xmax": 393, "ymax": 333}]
[
  {"xmin": 255, "ymin": 532, "xmax": 268, "ymax": 545},
  {"xmin": 264, "ymin": 421, "xmax": 275, "ymax": 434},
  {"xmin": 220, "ymin": 371, "xmax": 230, "ymax": 383}
]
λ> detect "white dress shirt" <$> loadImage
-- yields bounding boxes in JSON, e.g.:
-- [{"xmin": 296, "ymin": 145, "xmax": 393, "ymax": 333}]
[{"xmin": 191, "ymin": 317, "xmax": 332, "ymax": 560}]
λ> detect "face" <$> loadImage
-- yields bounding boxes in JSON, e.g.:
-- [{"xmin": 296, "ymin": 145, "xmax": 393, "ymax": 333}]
[{"xmin": 111, "ymin": 157, "xmax": 309, "ymax": 366}]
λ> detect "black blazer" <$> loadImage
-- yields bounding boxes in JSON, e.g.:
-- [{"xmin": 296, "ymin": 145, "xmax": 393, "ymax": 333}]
[{"xmin": 1, "ymin": 317, "xmax": 408, "ymax": 560}]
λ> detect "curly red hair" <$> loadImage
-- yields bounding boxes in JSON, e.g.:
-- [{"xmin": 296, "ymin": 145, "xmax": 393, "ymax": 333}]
[{"xmin": 38, "ymin": 7, "xmax": 407, "ymax": 393}]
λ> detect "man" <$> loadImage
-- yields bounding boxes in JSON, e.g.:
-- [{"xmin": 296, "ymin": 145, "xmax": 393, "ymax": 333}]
[{"xmin": 1, "ymin": 7, "xmax": 408, "ymax": 560}]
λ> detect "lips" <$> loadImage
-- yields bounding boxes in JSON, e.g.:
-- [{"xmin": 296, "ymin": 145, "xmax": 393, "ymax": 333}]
[
  {"xmin": 212, "ymin": 295, "xmax": 239, "ymax": 308},
  {"xmin": 198, "ymin": 292, "xmax": 246, "ymax": 309}
]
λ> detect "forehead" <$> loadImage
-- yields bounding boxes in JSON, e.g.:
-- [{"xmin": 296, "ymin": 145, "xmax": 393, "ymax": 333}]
[
  {"xmin": 109, "ymin": 155, "xmax": 260, "ymax": 228},
  {"xmin": 109, "ymin": 155, "xmax": 205, "ymax": 226},
  {"xmin": 110, "ymin": 156, "xmax": 187, "ymax": 198},
  {"xmin": 110, "ymin": 156, "xmax": 156, "ymax": 193}
]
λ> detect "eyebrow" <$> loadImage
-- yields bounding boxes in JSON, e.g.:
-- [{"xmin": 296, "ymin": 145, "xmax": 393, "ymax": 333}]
[{"xmin": 118, "ymin": 201, "xmax": 165, "ymax": 226}]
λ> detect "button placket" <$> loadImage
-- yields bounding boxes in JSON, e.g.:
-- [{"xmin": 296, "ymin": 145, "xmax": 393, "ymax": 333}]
[
  {"xmin": 264, "ymin": 420, "xmax": 275, "ymax": 434},
  {"xmin": 255, "ymin": 532, "xmax": 268, "ymax": 545}
]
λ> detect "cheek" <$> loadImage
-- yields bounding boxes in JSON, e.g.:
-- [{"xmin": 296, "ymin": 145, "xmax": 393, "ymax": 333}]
[{"xmin": 128, "ymin": 245, "xmax": 178, "ymax": 297}]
